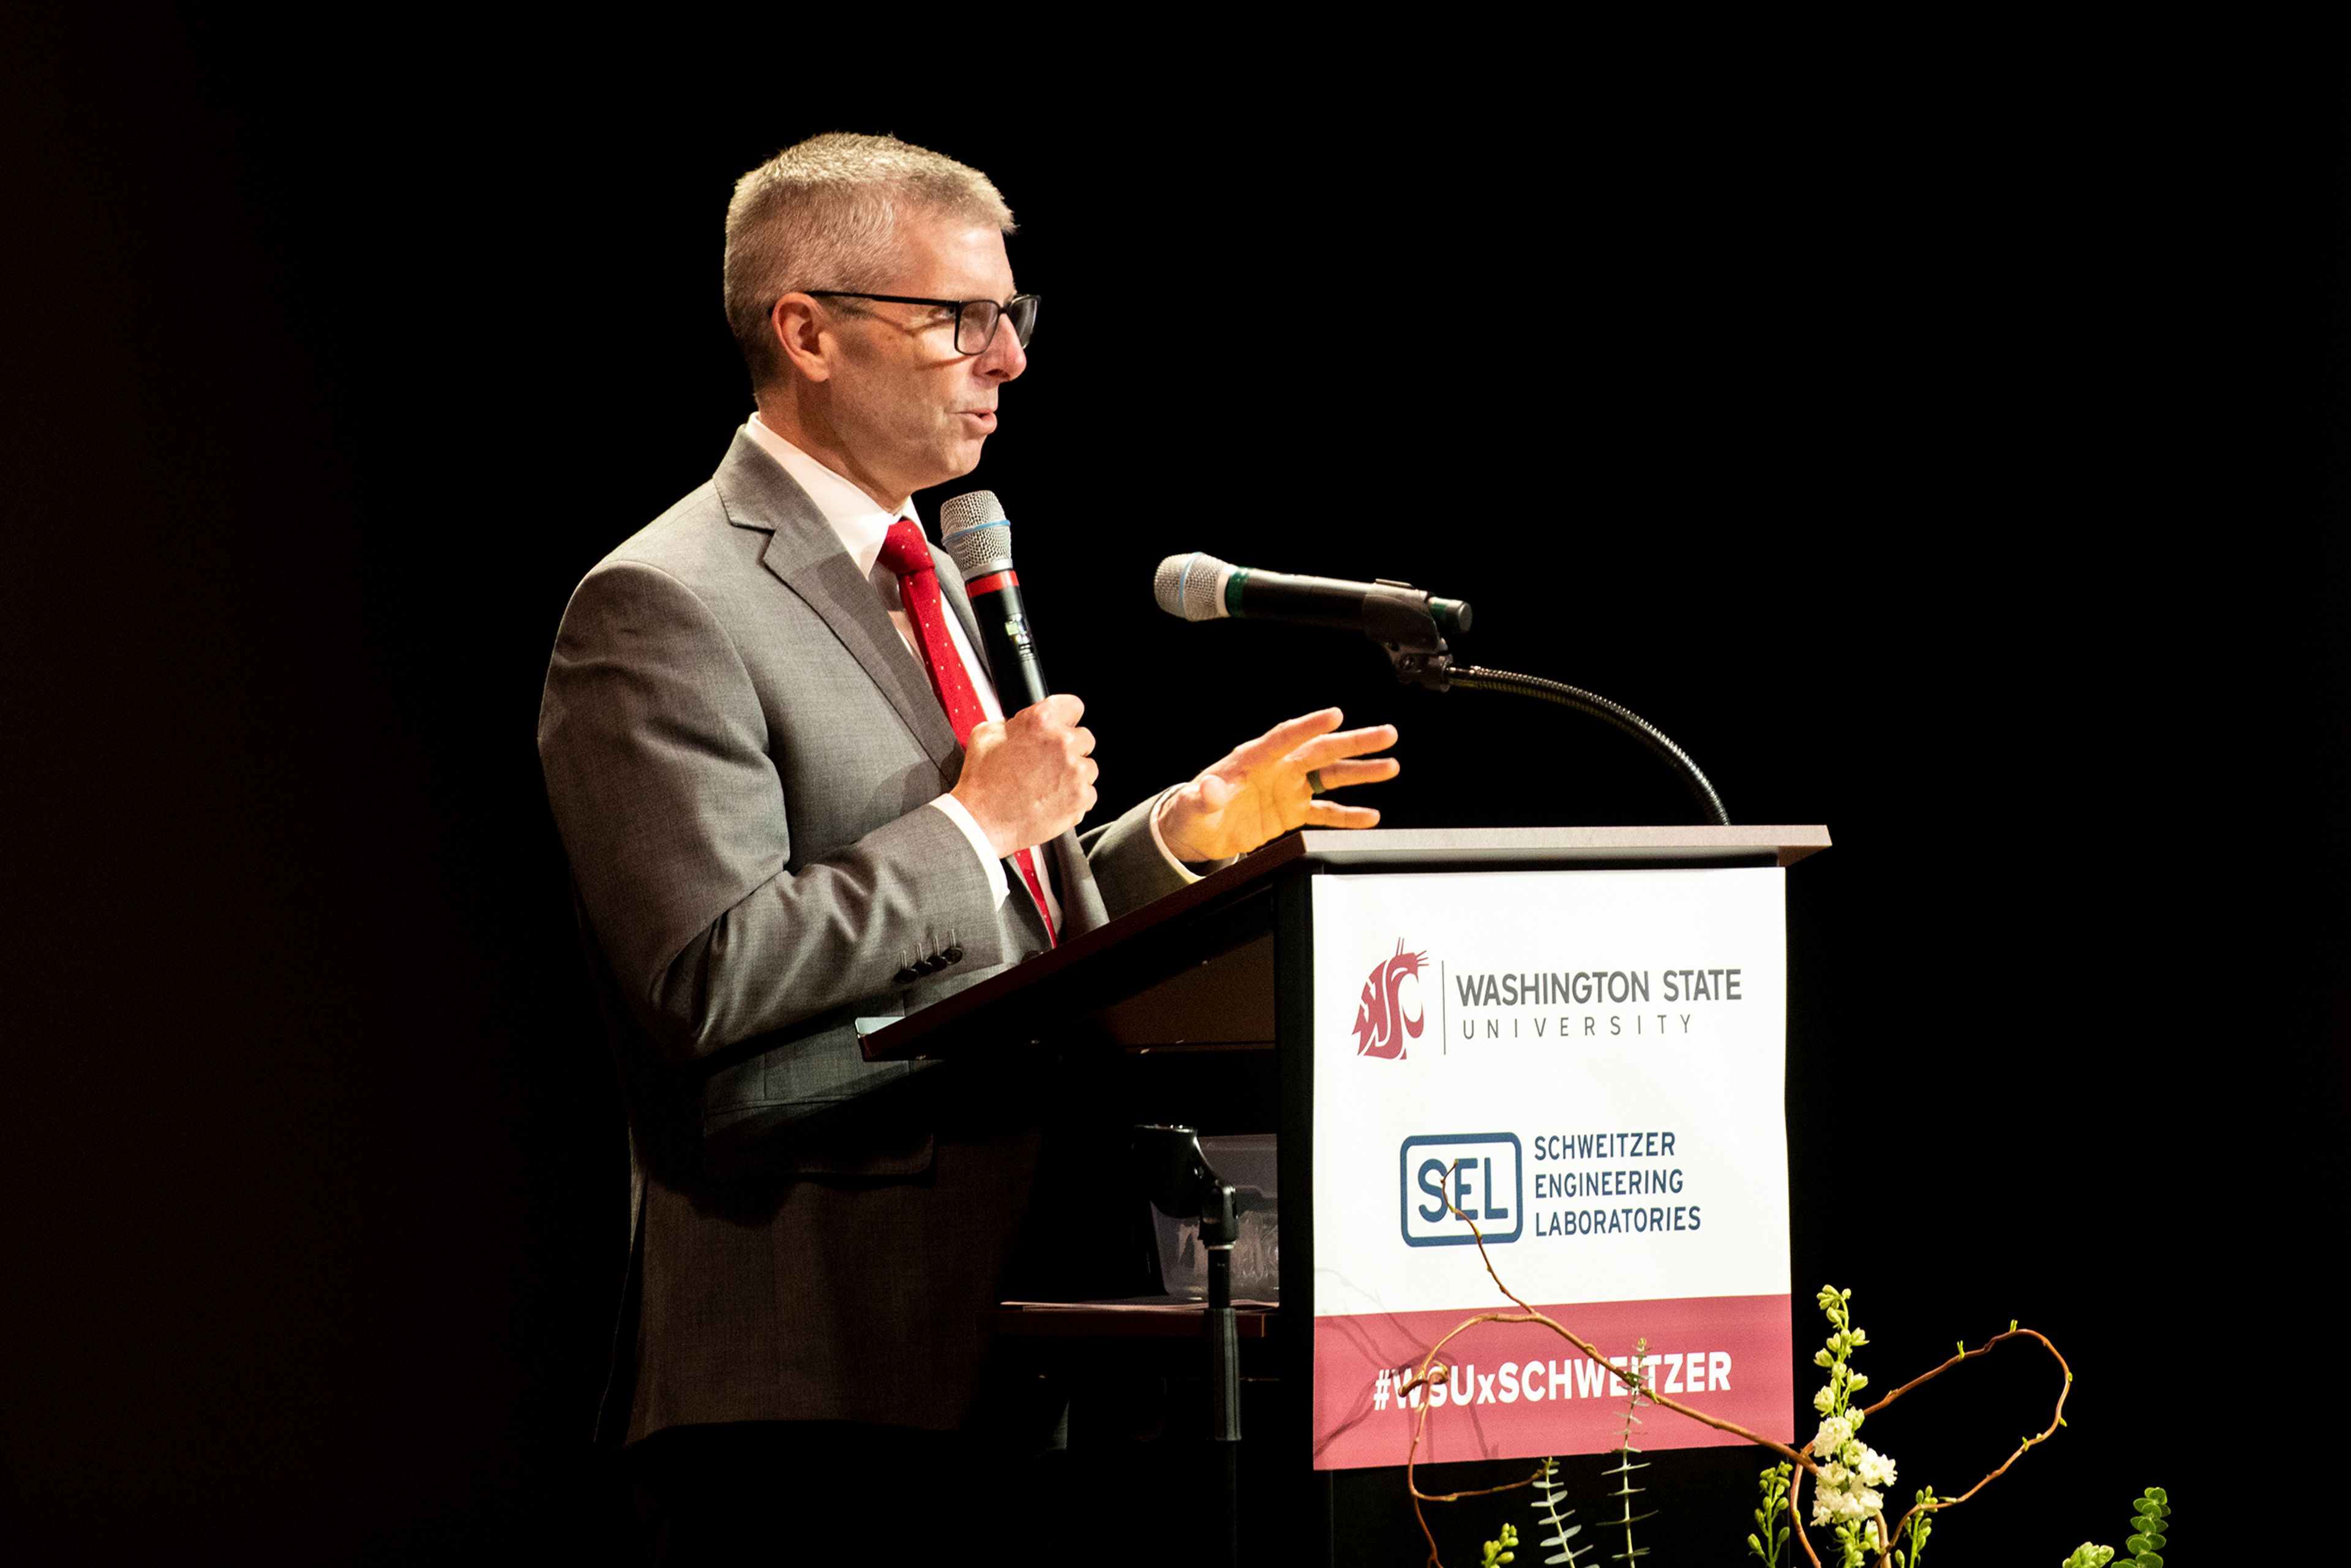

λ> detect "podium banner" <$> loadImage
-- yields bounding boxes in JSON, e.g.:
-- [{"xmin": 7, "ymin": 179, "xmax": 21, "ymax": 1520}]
[{"xmin": 1309, "ymin": 868, "xmax": 1793, "ymax": 1469}]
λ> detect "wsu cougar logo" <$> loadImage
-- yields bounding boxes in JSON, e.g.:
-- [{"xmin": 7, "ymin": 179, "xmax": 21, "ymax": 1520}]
[{"xmin": 1352, "ymin": 940, "xmax": 1428, "ymax": 1059}]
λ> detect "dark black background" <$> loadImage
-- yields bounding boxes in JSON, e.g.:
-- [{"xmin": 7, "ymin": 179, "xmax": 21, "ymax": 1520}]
[{"xmin": 6, "ymin": 13, "xmax": 2342, "ymax": 1564}]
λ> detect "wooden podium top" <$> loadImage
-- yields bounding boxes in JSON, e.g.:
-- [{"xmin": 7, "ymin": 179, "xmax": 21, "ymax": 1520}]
[
  {"xmin": 859, "ymin": 825, "xmax": 1829, "ymax": 1062},
  {"xmin": 1274, "ymin": 825, "xmax": 1829, "ymax": 866}
]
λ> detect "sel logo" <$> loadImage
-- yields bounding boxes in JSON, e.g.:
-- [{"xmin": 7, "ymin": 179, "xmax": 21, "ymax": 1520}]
[
  {"xmin": 1352, "ymin": 940, "xmax": 1428, "ymax": 1059},
  {"xmin": 1399, "ymin": 1133, "xmax": 1524, "ymax": 1247}
]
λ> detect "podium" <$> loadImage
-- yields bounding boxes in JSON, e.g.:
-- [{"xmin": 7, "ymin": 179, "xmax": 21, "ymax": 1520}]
[{"xmin": 861, "ymin": 825, "xmax": 1828, "ymax": 1558}]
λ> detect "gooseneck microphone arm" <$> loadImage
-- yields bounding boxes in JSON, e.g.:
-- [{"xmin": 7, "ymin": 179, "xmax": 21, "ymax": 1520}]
[
  {"xmin": 1433, "ymin": 665, "xmax": 1730, "ymax": 826},
  {"xmin": 1154, "ymin": 552, "xmax": 1731, "ymax": 827}
]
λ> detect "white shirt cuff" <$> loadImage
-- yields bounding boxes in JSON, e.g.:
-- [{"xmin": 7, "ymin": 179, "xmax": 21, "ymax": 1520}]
[
  {"xmin": 1148, "ymin": 786, "xmax": 1234, "ymax": 883},
  {"xmin": 929, "ymin": 795, "xmax": 1009, "ymax": 907}
]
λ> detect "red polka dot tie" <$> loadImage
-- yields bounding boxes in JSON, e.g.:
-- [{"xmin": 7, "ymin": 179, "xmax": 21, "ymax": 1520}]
[{"xmin": 878, "ymin": 517, "xmax": 1056, "ymax": 945}]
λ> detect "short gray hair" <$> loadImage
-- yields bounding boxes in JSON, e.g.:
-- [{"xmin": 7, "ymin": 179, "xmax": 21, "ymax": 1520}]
[{"xmin": 723, "ymin": 132, "xmax": 1016, "ymax": 390}]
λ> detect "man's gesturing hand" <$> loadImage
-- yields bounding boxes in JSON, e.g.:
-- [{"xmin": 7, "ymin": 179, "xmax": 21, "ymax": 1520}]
[
  {"xmin": 951, "ymin": 694, "xmax": 1099, "ymax": 858},
  {"xmin": 1157, "ymin": 708, "xmax": 1400, "ymax": 865}
]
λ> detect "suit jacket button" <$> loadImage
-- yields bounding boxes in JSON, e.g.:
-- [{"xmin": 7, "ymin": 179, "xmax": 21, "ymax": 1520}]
[
  {"xmin": 915, "ymin": 955, "xmax": 942, "ymax": 975},
  {"xmin": 893, "ymin": 966, "xmax": 918, "ymax": 985},
  {"xmin": 942, "ymin": 945, "xmax": 964, "ymax": 964}
]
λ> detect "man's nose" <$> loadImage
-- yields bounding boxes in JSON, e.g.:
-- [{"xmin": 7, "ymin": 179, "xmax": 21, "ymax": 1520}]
[{"xmin": 977, "ymin": 313, "xmax": 1026, "ymax": 381}]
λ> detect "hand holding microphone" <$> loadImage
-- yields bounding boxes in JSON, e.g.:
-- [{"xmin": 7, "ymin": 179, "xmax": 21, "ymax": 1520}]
[
  {"xmin": 951, "ymin": 694, "xmax": 1098, "ymax": 858},
  {"xmin": 936, "ymin": 491, "xmax": 1096, "ymax": 857}
]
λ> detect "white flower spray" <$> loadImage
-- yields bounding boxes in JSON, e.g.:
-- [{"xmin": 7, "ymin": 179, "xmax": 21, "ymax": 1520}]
[{"xmin": 1807, "ymin": 1285, "xmax": 1899, "ymax": 1566}]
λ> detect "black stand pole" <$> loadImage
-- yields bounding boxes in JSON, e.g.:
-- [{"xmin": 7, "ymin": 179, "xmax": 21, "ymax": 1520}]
[
  {"xmin": 1202, "ymin": 1176, "xmax": 1240, "ymax": 1567},
  {"xmin": 1134, "ymin": 1125, "xmax": 1242, "ymax": 1568}
]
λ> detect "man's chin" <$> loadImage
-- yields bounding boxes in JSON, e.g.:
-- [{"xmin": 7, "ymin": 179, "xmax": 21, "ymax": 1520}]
[{"xmin": 904, "ymin": 436, "xmax": 989, "ymax": 498}]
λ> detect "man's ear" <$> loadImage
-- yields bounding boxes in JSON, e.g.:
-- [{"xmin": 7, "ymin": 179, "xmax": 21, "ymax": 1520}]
[{"xmin": 769, "ymin": 294, "xmax": 833, "ymax": 384}]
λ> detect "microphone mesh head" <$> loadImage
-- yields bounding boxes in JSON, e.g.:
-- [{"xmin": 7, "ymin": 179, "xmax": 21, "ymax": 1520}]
[
  {"xmin": 939, "ymin": 490, "xmax": 1005, "ymax": 534},
  {"xmin": 1153, "ymin": 552, "xmax": 1233, "ymax": 621},
  {"xmin": 939, "ymin": 490, "xmax": 1014, "ymax": 576}
]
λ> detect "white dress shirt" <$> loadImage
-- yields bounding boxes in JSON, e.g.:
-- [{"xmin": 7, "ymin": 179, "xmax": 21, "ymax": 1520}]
[{"xmin": 742, "ymin": 416, "xmax": 1204, "ymax": 920}]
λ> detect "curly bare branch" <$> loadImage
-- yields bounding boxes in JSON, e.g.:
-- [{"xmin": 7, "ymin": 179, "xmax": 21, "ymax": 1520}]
[{"xmin": 1863, "ymin": 1326, "xmax": 2075, "ymax": 1564}]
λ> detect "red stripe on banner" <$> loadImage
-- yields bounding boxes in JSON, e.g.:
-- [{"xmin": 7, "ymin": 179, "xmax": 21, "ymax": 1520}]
[
  {"xmin": 1312, "ymin": 1293, "xmax": 1792, "ymax": 1470},
  {"xmin": 967, "ymin": 569, "xmax": 1018, "ymax": 596}
]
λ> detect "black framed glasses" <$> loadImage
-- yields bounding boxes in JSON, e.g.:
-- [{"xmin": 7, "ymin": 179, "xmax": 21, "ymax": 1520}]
[{"xmin": 804, "ymin": 291, "xmax": 1040, "ymax": 355}]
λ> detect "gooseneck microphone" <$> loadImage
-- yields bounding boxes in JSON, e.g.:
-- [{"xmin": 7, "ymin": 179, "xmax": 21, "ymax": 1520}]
[
  {"xmin": 1152, "ymin": 550, "xmax": 1731, "ymax": 825},
  {"xmin": 1153, "ymin": 552, "xmax": 1472, "ymax": 644},
  {"xmin": 940, "ymin": 490, "xmax": 1049, "ymax": 711}
]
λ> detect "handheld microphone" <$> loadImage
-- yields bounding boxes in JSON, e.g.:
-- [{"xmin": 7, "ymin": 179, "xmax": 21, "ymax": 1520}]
[
  {"xmin": 1153, "ymin": 552, "xmax": 1472, "ymax": 645},
  {"xmin": 940, "ymin": 490, "xmax": 1050, "ymax": 711},
  {"xmin": 939, "ymin": 489, "xmax": 1114, "ymax": 932}
]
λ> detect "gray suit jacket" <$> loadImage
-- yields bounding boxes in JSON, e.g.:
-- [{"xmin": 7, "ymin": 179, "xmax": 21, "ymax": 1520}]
[{"xmin": 538, "ymin": 430, "xmax": 1189, "ymax": 1439}]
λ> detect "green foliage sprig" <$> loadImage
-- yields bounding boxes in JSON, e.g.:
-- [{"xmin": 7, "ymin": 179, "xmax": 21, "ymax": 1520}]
[
  {"xmin": 1892, "ymin": 1487, "xmax": 1935, "ymax": 1567},
  {"xmin": 1529, "ymin": 1457, "xmax": 1591, "ymax": 1566},
  {"xmin": 2124, "ymin": 1487, "xmax": 2170, "ymax": 1564},
  {"xmin": 2059, "ymin": 1491, "xmax": 2167, "ymax": 1568},
  {"xmin": 1600, "ymin": 1343, "xmax": 1657, "ymax": 1562},
  {"xmin": 1749, "ymin": 1463, "xmax": 1793, "ymax": 1566}
]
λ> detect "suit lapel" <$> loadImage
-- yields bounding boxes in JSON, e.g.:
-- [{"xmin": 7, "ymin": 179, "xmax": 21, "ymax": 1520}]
[{"xmin": 710, "ymin": 432, "xmax": 960, "ymax": 768}]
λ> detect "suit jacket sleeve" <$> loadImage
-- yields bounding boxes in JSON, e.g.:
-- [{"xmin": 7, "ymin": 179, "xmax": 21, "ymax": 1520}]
[{"xmin": 539, "ymin": 557, "xmax": 1010, "ymax": 1062}]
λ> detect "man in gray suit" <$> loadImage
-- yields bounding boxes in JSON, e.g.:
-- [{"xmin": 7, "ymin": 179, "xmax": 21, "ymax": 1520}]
[{"xmin": 537, "ymin": 133, "xmax": 1397, "ymax": 1555}]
